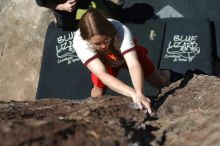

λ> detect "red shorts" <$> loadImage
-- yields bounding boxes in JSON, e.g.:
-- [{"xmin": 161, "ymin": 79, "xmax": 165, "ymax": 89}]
[{"xmin": 91, "ymin": 44, "xmax": 155, "ymax": 88}]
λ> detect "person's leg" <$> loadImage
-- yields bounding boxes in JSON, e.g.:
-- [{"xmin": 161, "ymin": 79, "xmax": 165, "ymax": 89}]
[
  {"xmin": 91, "ymin": 73, "xmax": 105, "ymax": 97},
  {"xmin": 145, "ymin": 69, "xmax": 170, "ymax": 88},
  {"xmin": 90, "ymin": 66, "xmax": 116, "ymax": 97},
  {"xmin": 136, "ymin": 44, "xmax": 170, "ymax": 88}
]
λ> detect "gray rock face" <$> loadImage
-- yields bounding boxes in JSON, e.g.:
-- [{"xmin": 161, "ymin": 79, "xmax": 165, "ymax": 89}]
[{"xmin": 0, "ymin": 0, "xmax": 52, "ymax": 100}]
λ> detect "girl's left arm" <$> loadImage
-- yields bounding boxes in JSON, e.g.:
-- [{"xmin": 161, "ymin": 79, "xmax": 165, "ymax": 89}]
[
  {"xmin": 124, "ymin": 51, "xmax": 152, "ymax": 114},
  {"xmin": 124, "ymin": 51, "xmax": 144, "ymax": 96}
]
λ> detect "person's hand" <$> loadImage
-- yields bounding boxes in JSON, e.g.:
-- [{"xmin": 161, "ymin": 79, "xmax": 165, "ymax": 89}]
[
  {"xmin": 131, "ymin": 93, "xmax": 153, "ymax": 115},
  {"xmin": 61, "ymin": 0, "xmax": 77, "ymax": 12}
]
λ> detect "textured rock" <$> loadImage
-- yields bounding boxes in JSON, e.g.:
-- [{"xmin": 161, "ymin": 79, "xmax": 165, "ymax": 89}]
[
  {"xmin": 0, "ymin": 0, "xmax": 52, "ymax": 100},
  {"xmin": 152, "ymin": 74, "xmax": 220, "ymax": 146},
  {"xmin": 0, "ymin": 74, "xmax": 220, "ymax": 146}
]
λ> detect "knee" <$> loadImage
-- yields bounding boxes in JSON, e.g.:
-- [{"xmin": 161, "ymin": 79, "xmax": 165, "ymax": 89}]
[{"xmin": 91, "ymin": 86, "xmax": 103, "ymax": 97}]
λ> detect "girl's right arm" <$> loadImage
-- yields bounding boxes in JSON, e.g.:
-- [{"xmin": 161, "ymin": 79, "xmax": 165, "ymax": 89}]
[
  {"xmin": 87, "ymin": 58, "xmax": 136, "ymax": 98},
  {"xmin": 87, "ymin": 56, "xmax": 152, "ymax": 114}
]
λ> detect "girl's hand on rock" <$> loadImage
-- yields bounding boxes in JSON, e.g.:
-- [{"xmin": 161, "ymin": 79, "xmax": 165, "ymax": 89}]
[{"xmin": 131, "ymin": 93, "xmax": 152, "ymax": 115}]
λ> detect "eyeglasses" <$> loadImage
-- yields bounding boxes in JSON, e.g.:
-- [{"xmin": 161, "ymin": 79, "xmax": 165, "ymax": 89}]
[{"xmin": 90, "ymin": 38, "xmax": 111, "ymax": 49}]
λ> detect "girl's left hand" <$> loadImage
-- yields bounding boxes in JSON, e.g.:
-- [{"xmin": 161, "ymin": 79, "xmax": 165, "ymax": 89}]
[{"xmin": 131, "ymin": 93, "xmax": 152, "ymax": 115}]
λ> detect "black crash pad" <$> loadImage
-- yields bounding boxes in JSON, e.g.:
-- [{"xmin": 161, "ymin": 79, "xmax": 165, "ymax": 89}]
[
  {"xmin": 159, "ymin": 18, "xmax": 213, "ymax": 75},
  {"xmin": 36, "ymin": 22, "xmax": 92, "ymax": 100},
  {"xmin": 213, "ymin": 18, "xmax": 220, "ymax": 58}
]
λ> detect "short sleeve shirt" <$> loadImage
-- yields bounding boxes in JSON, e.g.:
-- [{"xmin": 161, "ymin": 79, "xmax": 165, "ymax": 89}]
[{"xmin": 73, "ymin": 19, "xmax": 135, "ymax": 66}]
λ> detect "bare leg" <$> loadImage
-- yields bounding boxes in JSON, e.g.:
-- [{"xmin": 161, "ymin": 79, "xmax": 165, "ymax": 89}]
[
  {"xmin": 91, "ymin": 86, "xmax": 103, "ymax": 97},
  {"xmin": 146, "ymin": 69, "xmax": 170, "ymax": 89}
]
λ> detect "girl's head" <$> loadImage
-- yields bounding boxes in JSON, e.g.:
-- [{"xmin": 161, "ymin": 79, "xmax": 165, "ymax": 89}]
[{"xmin": 79, "ymin": 9, "xmax": 117, "ymax": 51}]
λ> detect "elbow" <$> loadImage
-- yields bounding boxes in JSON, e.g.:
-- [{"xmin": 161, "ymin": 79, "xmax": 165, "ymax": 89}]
[
  {"xmin": 92, "ymin": 69, "xmax": 110, "ymax": 85},
  {"xmin": 96, "ymin": 70, "xmax": 108, "ymax": 80}
]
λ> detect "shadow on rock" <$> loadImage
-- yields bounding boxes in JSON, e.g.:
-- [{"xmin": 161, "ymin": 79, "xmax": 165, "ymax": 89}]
[
  {"xmin": 120, "ymin": 118, "xmax": 159, "ymax": 146},
  {"xmin": 153, "ymin": 74, "xmax": 194, "ymax": 111}
]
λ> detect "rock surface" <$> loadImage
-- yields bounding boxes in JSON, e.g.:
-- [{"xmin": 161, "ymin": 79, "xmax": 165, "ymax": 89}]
[
  {"xmin": 0, "ymin": 74, "xmax": 220, "ymax": 146},
  {"xmin": 0, "ymin": 0, "xmax": 52, "ymax": 101}
]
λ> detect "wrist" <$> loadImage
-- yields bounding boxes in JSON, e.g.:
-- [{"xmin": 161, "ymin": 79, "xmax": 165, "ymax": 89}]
[
  {"xmin": 135, "ymin": 90, "xmax": 144, "ymax": 97},
  {"xmin": 129, "ymin": 89, "xmax": 136, "ymax": 98}
]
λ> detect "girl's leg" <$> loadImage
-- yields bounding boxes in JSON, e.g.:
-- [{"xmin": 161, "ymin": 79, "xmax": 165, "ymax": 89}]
[
  {"xmin": 135, "ymin": 44, "xmax": 170, "ymax": 88},
  {"xmin": 90, "ymin": 66, "xmax": 120, "ymax": 97},
  {"xmin": 145, "ymin": 69, "xmax": 170, "ymax": 88},
  {"xmin": 91, "ymin": 73, "xmax": 105, "ymax": 97}
]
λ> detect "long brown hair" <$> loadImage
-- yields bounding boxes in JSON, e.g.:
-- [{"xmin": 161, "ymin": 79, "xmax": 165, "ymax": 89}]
[{"xmin": 79, "ymin": 9, "xmax": 117, "ymax": 40}]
